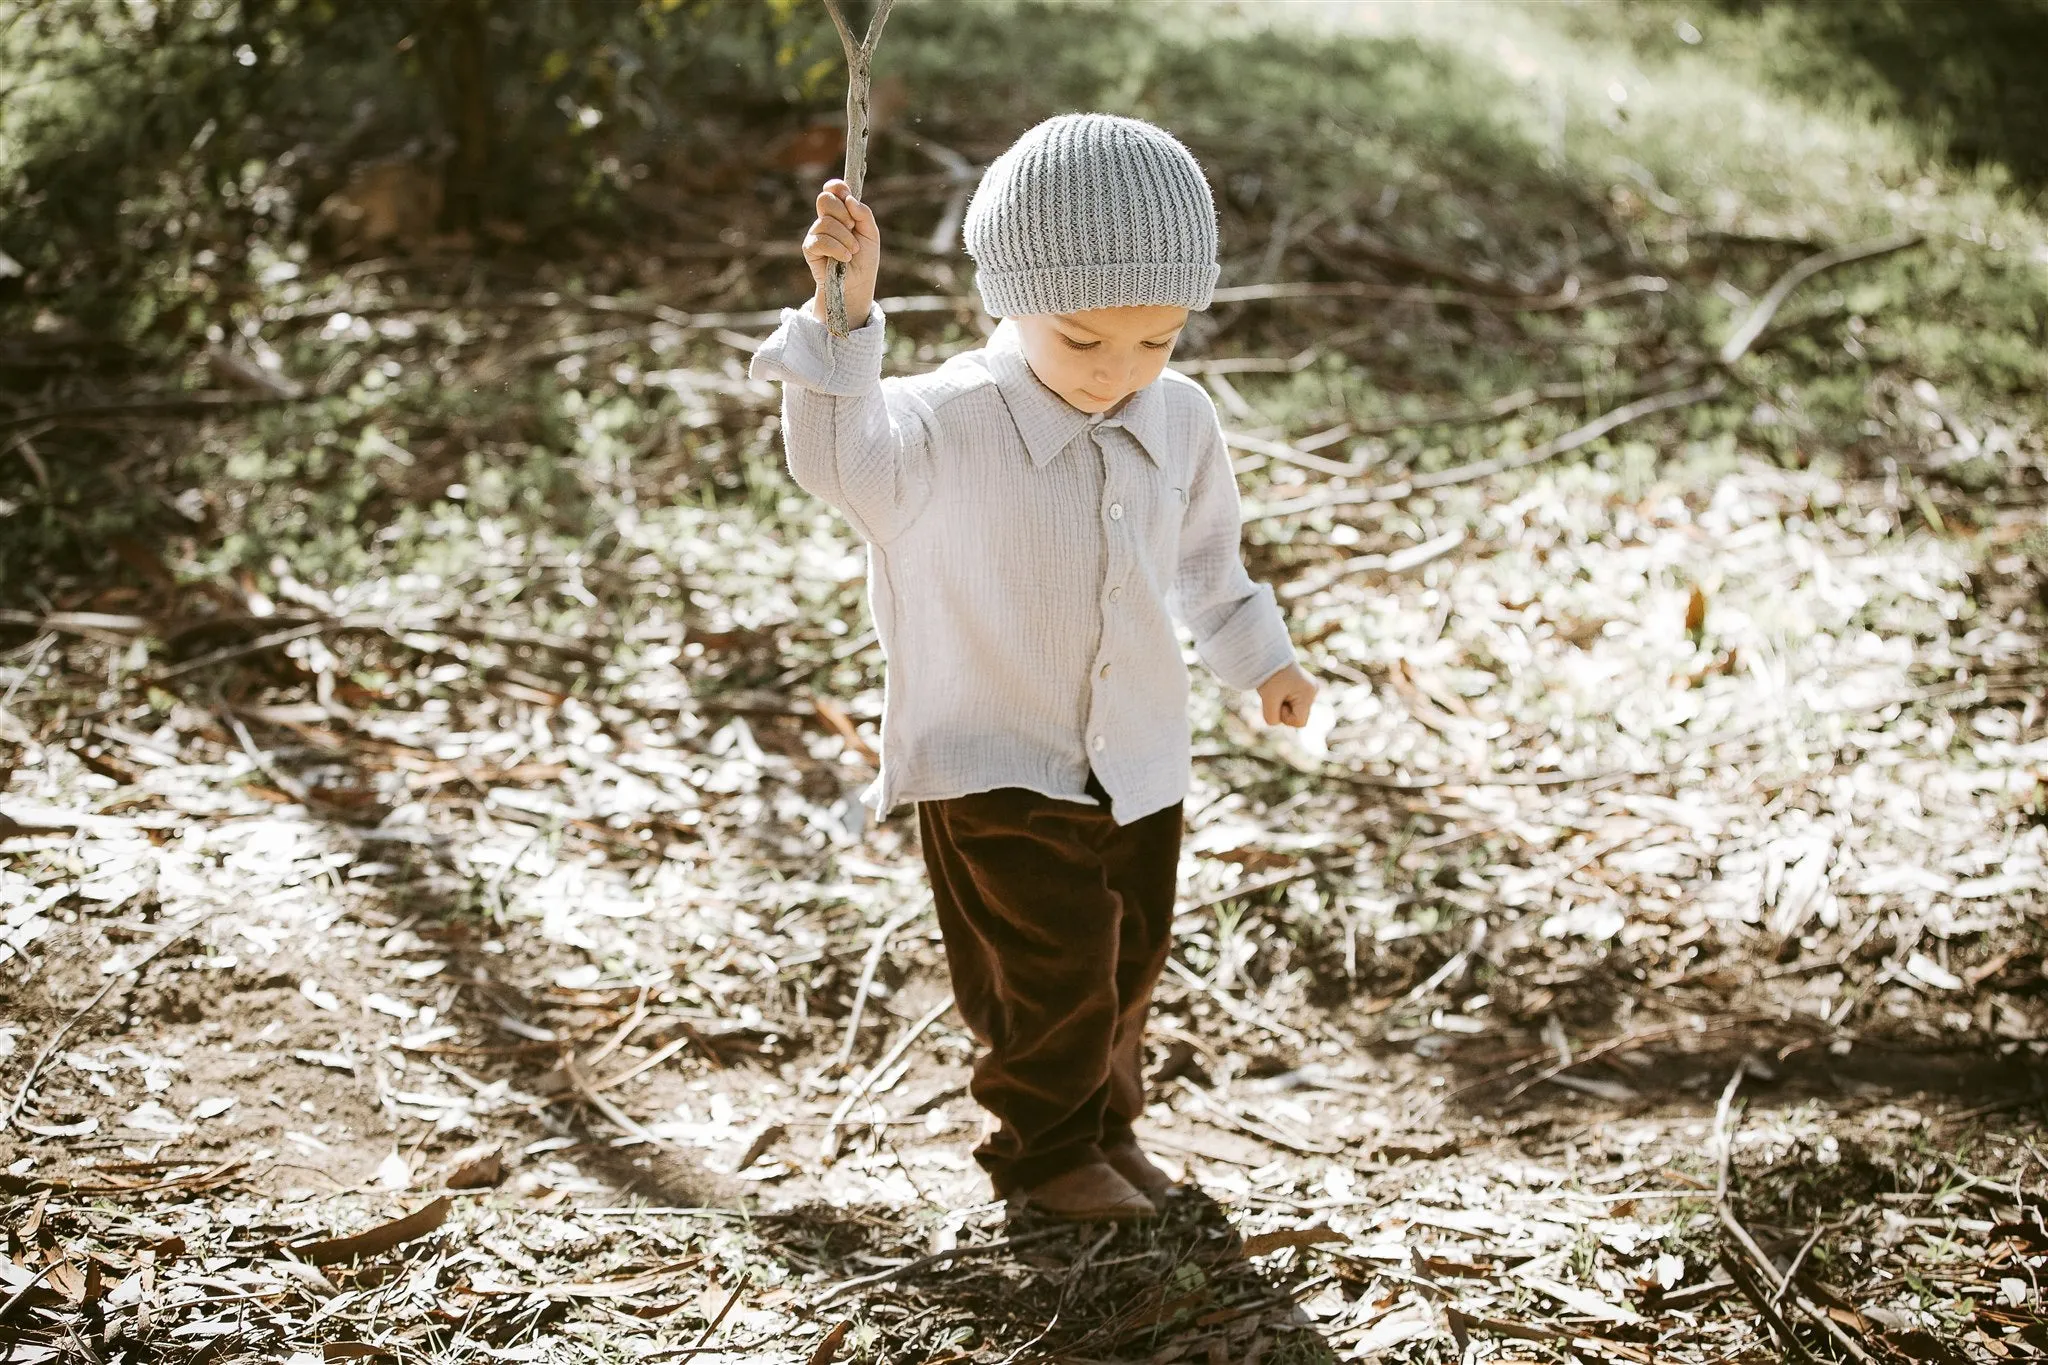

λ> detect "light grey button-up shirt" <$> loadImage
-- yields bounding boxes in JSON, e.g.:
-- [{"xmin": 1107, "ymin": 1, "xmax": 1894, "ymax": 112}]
[{"xmin": 748, "ymin": 302, "xmax": 1296, "ymax": 825}]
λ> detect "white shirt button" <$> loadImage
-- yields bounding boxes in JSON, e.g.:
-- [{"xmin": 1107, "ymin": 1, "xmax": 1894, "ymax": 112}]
[
  {"xmin": 1091, "ymin": 735, "xmax": 1106, "ymax": 753},
  {"xmin": 1107, "ymin": 586, "xmax": 1122, "ymax": 603},
  {"xmin": 1108, "ymin": 503, "xmax": 1123, "ymax": 521},
  {"xmin": 1099, "ymin": 662, "xmax": 1111, "ymax": 679}
]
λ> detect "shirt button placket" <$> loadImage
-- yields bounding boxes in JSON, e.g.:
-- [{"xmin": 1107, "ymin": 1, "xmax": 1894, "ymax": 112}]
[{"xmin": 1093, "ymin": 422, "xmax": 1122, "ymax": 775}]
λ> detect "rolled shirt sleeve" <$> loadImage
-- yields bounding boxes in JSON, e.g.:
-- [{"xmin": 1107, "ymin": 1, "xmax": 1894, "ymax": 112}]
[{"xmin": 748, "ymin": 302, "xmax": 937, "ymax": 545}]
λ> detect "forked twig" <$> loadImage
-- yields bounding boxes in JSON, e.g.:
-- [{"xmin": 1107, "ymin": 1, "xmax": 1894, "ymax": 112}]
[
  {"xmin": 1718, "ymin": 231, "xmax": 1921, "ymax": 366},
  {"xmin": 1712, "ymin": 1062, "xmax": 1880, "ymax": 1365},
  {"xmin": 818, "ymin": 0, "xmax": 897, "ymax": 336}
]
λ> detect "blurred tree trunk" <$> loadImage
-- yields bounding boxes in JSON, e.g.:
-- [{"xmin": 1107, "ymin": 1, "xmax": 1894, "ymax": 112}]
[{"xmin": 421, "ymin": 0, "xmax": 495, "ymax": 233}]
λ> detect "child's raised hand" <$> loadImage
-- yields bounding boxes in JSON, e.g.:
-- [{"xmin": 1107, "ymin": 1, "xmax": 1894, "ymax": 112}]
[
  {"xmin": 804, "ymin": 179, "xmax": 882, "ymax": 328},
  {"xmin": 1256, "ymin": 661, "xmax": 1320, "ymax": 728}
]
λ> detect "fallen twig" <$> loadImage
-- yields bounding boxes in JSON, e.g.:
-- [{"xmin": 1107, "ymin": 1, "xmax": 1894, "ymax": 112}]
[
  {"xmin": 0, "ymin": 390, "xmax": 306, "ymax": 429},
  {"xmin": 686, "ymin": 1280, "xmax": 745, "ymax": 1357},
  {"xmin": 1711, "ymin": 1063, "xmax": 1881, "ymax": 1365},
  {"xmin": 833, "ymin": 897, "xmax": 933, "ymax": 1074},
  {"xmin": 820, "ymin": 995, "xmax": 953, "ymax": 1156},
  {"xmin": 1346, "ymin": 381, "xmax": 1594, "ymax": 437},
  {"xmin": 1462, "ymin": 1013, "xmax": 1778, "ymax": 1105},
  {"xmin": 0, "ymin": 1262, "xmax": 59, "ymax": 1325},
  {"xmin": 1279, "ymin": 528, "xmax": 1467, "ymax": 599},
  {"xmin": 1408, "ymin": 377, "xmax": 1727, "ymax": 491},
  {"xmin": 1718, "ymin": 231, "xmax": 1922, "ymax": 366},
  {"xmin": 1182, "ymin": 852, "xmax": 1363, "ymax": 914},
  {"xmin": 6, "ymin": 912, "xmax": 219, "ymax": 1131},
  {"xmin": 1165, "ymin": 955, "xmax": 1309, "ymax": 1046},
  {"xmin": 1222, "ymin": 269, "xmax": 1667, "ymax": 313},
  {"xmin": 1718, "ymin": 1247, "xmax": 1818, "ymax": 1365},
  {"xmin": 1246, "ymin": 378, "xmax": 1725, "ymax": 520},
  {"xmin": 562, "ymin": 1051, "xmax": 661, "ymax": 1144}
]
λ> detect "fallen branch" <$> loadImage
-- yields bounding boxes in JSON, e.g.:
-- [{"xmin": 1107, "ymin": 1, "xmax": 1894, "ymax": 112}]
[
  {"xmin": 1212, "ymin": 273, "xmax": 1667, "ymax": 314},
  {"xmin": 1409, "ymin": 377, "xmax": 1726, "ymax": 491},
  {"xmin": 562, "ymin": 1051, "xmax": 661, "ymax": 1144},
  {"xmin": 833, "ymin": 897, "xmax": 933, "ymax": 1074},
  {"xmin": 0, "ymin": 390, "xmax": 305, "ymax": 429},
  {"xmin": 1245, "ymin": 378, "xmax": 1724, "ymax": 520},
  {"xmin": 819, "ymin": 0, "xmax": 896, "ymax": 336},
  {"xmin": 1346, "ymin": 381, "xmax": 1594, "ymax": 437},
  {"xmin": 1711, "ymin": 1063, "xmax": 1881, "ymax": 1365},
  {"xmin": 1718, "ymin": 231, "xmax": 1921, "ymax": 366},
  {"xmin": 819, "ymin": 995, "xmax": 952, "ymax": 1156}
]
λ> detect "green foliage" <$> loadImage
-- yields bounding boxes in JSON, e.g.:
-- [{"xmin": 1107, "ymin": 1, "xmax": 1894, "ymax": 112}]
[{"xmin": 0, "ymin": 0, "xmax": 829, "ymax": 343}]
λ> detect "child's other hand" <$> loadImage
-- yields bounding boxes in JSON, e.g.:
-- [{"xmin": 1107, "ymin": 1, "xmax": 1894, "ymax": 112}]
[
  {"xmin": 1256, "ymin": 662, "xmax": 1319, "ymax": 728},
  {"xmin": 804, "ymin": 179, "xmax": 881, "ymax": 327}
]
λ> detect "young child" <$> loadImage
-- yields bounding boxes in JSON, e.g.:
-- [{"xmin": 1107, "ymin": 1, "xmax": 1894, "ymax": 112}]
[{"xmin": 749, "ymin": 113, "xmax": 1318, "ymax": 1221}]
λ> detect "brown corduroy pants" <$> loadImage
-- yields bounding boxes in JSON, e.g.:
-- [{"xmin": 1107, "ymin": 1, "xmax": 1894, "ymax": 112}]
[{"xmin": 916, "ymin": 771, "xmax": 1183, "ymax": 1195}]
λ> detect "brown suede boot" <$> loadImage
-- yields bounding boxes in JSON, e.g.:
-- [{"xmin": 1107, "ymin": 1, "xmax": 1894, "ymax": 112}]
[
  {"xmin": 1016, "ymin": 1160, "xmax": 1157, "ymax": 1222},
  {"xmin": 1103, "ymin": 1140, "xmax": 1178, "ymax": 1200}
]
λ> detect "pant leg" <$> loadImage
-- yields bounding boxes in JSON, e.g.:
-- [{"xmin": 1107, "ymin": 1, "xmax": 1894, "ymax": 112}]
[
  {"xmin": 917, "ymin": 785, "xmax": 1127, "ymax": 1194},
  {"xmin": 1092, "ymin": 783, "xmax": 1184, "ymax": 1148}
]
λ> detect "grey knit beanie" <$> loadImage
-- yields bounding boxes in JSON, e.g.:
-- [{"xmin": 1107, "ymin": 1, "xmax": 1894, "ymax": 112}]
[{"xmin": 963, "ymin": 113, "xmax": 1219, "ymax": 318}]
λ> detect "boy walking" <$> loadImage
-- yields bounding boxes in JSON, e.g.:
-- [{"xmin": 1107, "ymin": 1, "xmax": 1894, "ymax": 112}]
[{"xmin": 750, "ymin": 113, "xmax": 1318, "ymax": 1221}]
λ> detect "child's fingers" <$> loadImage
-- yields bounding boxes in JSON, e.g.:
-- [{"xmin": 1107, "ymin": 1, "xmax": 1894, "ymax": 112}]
[
  {"xmin": 817, "ymin": 186, "xmax": 876, "ymax": 234},
  {"xmin": 810, "ymin": 217, "xmax": 858, "ymax": 250},
  {"xmin": 806, "ymin": 219, "xmax": 861, "ymax": 260}
]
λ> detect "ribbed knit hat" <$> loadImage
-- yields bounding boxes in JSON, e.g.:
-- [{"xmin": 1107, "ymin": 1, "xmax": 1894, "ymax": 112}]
[{"xmin": 963, "ymin": 113, "xmax": 1220, "ymax": 318}]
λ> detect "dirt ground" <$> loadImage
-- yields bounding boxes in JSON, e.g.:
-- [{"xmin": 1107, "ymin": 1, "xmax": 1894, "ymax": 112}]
[
  {"xmin": 5, "ymin": 4, "xmax": 2048, "ymax": 1356},
  {"xmin": 5, "ymin": 436, "xmax": 2047, "ymax": 1362}
]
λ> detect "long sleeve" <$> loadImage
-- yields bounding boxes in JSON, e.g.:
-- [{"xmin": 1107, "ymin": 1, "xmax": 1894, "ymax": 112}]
[
  {"xmin": 747, "ymin": 302, "xmax": 938, "ymax": 545},
  {"xmin": 1167, "ymin": 407, "xmax": 1297, "ymax": 692}
]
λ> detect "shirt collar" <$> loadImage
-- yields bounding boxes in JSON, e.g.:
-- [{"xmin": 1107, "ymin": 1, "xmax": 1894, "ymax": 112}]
[{"xmin": 985, "ymin": 321, "xmax": 1170, "ymax": 469}]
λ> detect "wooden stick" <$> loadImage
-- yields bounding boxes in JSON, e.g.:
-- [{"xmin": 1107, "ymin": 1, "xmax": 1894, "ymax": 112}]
[
  {"xmin": 1718, "ymin": 231, "xmax": 1921, "ymax": 366},
  {"xmin": 819, "ymin": 995, "xmax": 951, "ymax": 1156},
  {"xmin": 1410, "ymin": 377, "xmax": 1726, "ymax": 491},
  {"xmin": 1245, "ymin": 377, "xmax": 1724, "ymax": 521},
  {"xmin": 1211, "ymin": 273, "xmax": 1666, "ymax": 313},
  {"xmin": 1710, "ymin": 1062, "xmax": 1881, "ymax": 1365},
  {"xmin": 832, "ymin": 896, "xmax": 931, "ymax": 1074},
  {"xmin": 561, "ymin": 1051, "xmax": 660, "ymax": 1145},
  {"xmin": 819, "ymin": 0, "xmax": 896, "ymax": 336}
]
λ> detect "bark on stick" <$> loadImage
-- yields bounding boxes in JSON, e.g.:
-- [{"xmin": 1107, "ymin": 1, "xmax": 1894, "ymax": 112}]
[{"xmin": 820, "ymin": 0, "xmax": 896, "ymax": 336}]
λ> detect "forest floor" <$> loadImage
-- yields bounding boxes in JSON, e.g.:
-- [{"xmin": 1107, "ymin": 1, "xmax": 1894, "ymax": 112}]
[{"xmin": 4, "ymin": 2, "xmax": 2048, "ymax": 1363}]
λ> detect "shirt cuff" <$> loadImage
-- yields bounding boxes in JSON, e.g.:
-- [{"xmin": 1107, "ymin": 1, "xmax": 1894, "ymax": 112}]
[
  {"xmin": 747, "ymin": 300, "xmax": 886, "ymax": 397},
  {"xmin": 1201, "ymin": 584, "xmax": 1297, "ymax": 692}
]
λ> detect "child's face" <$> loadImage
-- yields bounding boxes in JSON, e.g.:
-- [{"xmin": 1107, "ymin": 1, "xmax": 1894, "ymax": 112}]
[{"xmin": 1011, "ymin": 305, "xmax": 1189, "ymax": 415}]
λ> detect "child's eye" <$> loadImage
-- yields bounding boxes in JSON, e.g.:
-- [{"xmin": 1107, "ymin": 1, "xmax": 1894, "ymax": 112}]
[
  {"xmin": 1143, "ymin": 339, "xmax": 1173, "ymax": 350},
  {"xmin": 1060, "ymin": 336, "xmax": 1099, "ymax": 351}
]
